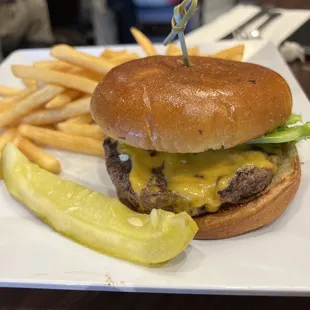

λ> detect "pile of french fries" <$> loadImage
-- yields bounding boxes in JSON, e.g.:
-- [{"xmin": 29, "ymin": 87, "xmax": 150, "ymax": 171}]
[{"xmin": 0, "ymin": 27, "xmax": 245, "ymax": 177}]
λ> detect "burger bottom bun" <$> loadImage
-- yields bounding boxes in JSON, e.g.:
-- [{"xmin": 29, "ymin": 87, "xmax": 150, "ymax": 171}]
[{"xmin": 194, "ymin": 143, "xmax": 301, "ymax": 240}]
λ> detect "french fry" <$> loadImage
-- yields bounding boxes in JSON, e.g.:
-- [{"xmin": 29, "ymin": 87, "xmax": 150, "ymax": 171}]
[
  {"xmin": 65, "ymin": 114, "xmax": 93, "ymax": 124},
  {"xmin": 45, "ymin": 89, "xmax": 82, "ymax": 109},
  {"xmin": 130, "ymin": 27, "xmax": 157, "ymax": 56},
  {"xmin": 70, "ymin": 68, "xmax": 103, "ymax": 82},
  {"xmin": 55, "ymin": 65, "xmax": 104, "ymax": 82},
  {"xmin": 165, "ymin": 44, "xmax": 178, "ymax": 55},
  {"xmin": 39, "ymin": 125, "xmax": 56, "ymax": 130},
  {"xmin": 0, "ymin": 128, "xmax": 17, "ymax": 151},
  {"xmin": 110, "ymin": 53, "xmax": 140, "ymax": 65},
  {"xmin": 0, "ymin": 101, "xmax": 18, "ymax": 113},
  {"xmin": 12, "ymin": 65, "xmax": 97, "ymax": 94},
  {"xmin": 0, "ymin": 85, "xmax": 64, "ymax": 130},
  {"xmin": 0, "ymin": 88, "xmax": 34, "ymax": 104},
  {"xmin": 13, "ymin": 135, "xmax": 61, "ymax": 174},
  {"xmin": 166, "ymin": 45, "xmax": 199, "ymax": 56},
  {"xmin": 22, "ymin": 79, "xmax": 36, "ymax": 89},
  {"xmin": 170, "ymin": 49, "xmax": 182, "ymax": 56},
  {"xmin": 0, "ymin": 128, "xmax": 18, "ymax": 179},
  {"xmin": 51, "ymin": 44, "xmax": 115, "ymax": 74},
  {"xmin": 21, "ymin": 96, "xmax": 91, "ymax": 125},
  {"xmin": 57, "ymin": 123, "xmax": 104, "ymax": 140},
  {"xmin": 34, "ymin": 60, "xmax": 77, "ymax": 71},
  {"xmin": 100, "ymin": 49, "xmax": 127, "ymax": 59},
  {"xmin": 35, "ymin": 80, "xmax": 47, "ymax": 89},
  {"xmin": 19, "ymin": 125, "xmax": 104, "ymax": 156},
  {"xmin": 0, "ymin": 85, "xmax": 21, "ymax": 97},
  {"xmin": 0, "ymin": 88, "xmax": 35, "ymax": 112},
  {"xmin": 46, "ymin": 64, "xmax": 103, "ymax": 82},
  {"xmin": 188, "ymin": 46, "xmax": 200, "ymax": 56},
  {"xmin": 212, "ymin": 44, "xmax": 245, "ymax": 61}
]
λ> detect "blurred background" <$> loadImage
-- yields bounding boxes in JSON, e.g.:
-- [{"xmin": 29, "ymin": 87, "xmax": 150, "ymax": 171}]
[{"xmin": 0, "ymin": 0, "xmax": 308, "ymax": 58}]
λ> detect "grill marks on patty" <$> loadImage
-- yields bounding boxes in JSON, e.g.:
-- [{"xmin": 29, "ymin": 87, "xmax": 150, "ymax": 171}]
[
  {"xmin": 140, "ymin": 164, "xmax": 178, "ymax": 213},
  {"xmin": 190, "ymin": 166, "xmax": 274, "ymax": 217},
  {"xmin": 104, "ymin": 139, "xmax": 275, "ymax": 216},
  {"xmin": 219, "ymin": 166, "xmax": 274, "ymax": 204}
]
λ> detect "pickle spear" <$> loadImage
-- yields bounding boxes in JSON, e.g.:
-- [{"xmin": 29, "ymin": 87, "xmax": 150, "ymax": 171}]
[{"xmin": 2, "ymin": 143, "xmax": 198, "ymax": 264}]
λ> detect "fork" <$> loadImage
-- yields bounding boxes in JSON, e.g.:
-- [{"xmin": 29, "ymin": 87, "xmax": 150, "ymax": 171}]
[
  {"xmin": 236, "ymin": 12, "xmax": 281, "ymax": 40},
  {"xmin": 221, "ymin": 5, "xmax": 274, "ymax": 40}
]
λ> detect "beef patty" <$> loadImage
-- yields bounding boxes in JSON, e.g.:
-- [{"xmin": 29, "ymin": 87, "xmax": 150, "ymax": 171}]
[{"xmin": 104, "ymin": 139, "xmax": 274, "ymax": 216}]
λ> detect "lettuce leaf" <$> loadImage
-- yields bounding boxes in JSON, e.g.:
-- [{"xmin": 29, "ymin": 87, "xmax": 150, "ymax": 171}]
[
  {"xmin": 248, "ymin": 122, "xmax": 310, "ymax": 144},
  {"xmin": 285, "ymin": 114, "xmax": 302, "ymax": 126}
]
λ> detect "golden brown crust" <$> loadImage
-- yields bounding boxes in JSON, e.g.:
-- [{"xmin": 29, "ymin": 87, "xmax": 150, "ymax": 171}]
[
  {"xmin": 194, "ymin": 144, "xmax": 301, "ymax": 239},
  {"xmin": 91, "ymin": 56, "xmax": 292, "ymax": 153}
]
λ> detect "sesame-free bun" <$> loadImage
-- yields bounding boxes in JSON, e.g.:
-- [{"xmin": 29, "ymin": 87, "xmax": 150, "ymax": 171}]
[
  {"xmin": 195, "ymin": 143, "xmax": 301, "ymax": 239},
  {"xmin": 91, "ymin": 56, "xmax": 292, "ymax": 153}
]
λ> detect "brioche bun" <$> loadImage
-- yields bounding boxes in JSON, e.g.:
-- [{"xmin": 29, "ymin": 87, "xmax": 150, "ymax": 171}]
[{"xmin": 91, "ymin": 56, "xmax": 292, "ymax": 153}]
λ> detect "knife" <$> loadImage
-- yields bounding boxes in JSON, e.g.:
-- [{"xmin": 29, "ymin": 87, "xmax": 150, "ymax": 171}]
[{"xmin": 220, "ymin": 5, "xmax": 274, "ymax": 40}]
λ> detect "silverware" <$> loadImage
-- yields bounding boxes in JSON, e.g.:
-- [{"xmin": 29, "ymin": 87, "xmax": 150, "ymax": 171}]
[
  {"xmin": 238, "ymin": 12, "xmax": 282, "ymax": 40},
  {"xmin": 221, "ymin": 5, "xmax": 274, "ymax": 40}
]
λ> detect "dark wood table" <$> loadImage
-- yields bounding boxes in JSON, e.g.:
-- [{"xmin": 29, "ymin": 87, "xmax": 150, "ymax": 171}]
[
  {"xmin": 0, "ymin": 61, "xmax": 309, "ymax": 310},
  {"xmin": 1, "ymin": 288, "xmax": 310, "ymax": 310}
]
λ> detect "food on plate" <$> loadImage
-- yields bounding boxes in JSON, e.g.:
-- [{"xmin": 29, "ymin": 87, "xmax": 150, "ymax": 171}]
[
  {"xmin": 91, "ymin": 55, "xmax": 308, "ymax": 240},
  {"xmin": 34, "ymin": 60, "xmax": 75, "ymax": 71},
  {"xmin": 0, "ymin": 128, "xmax": 17, "ymax": 178},
  {"xmin": 21, "ymin": 95, "xmax": 91, "ymax": 125},
  {"xmin": 51, "ymin": 44, "xmax": 115, "ymax": 74},
  {"xmin": 0, "ymin": 33, "xmax": 252, "ymax": 262},
  {"xmin": 22, "ymin": 79, "xmax": 36, "ymax": 89},
  {"xmin": 0, "ymin": 85, "xmax": 21, "ymax": 97},
  {"xmin": 0, "ymin": 128, "xmax": 17, "ymax": 150},
  {"xmin": 248, "ymin": 120, "xmax": 310, "ymax": 144},
  {"xmin": 57, "ymin": 122, "xmax": 104, "ymax": 140},
  {"xmin": 211, "ymin": 44, "xmax": 245, "ymax": 61},
  {"xmin": 100, "ymin": 49, "xmax": 127, "ymax": 59},
  {"xmin": 0, "ymin": 85, "xmax": 63, "ymax": 129},
  {"xmin": 2, "ymin": 143, "xmax": 198, "ymax": 264},
  {"xmin": 0, "ymin": 35, "xmax": 248, "ymax": 251},
  {"xmin": 130, "ymin": 27, "xmax": 157, "ymax": 56},
  {"xmin": 11, "ymin": 65, "xmax": 97, "ymax": 94},
  {"xmin": 165, "ymin": 44, "xmax": 179, "ymax": 55},
  {"xmin": 0, "ymin": 88, "xmax": 35, "ymax": 111},
  {"xmin": 166, "ymin": 44, "xmax": 200, "ymax": 56},
  {"xmin": 64, "ymin": 113, "xmax": 93, "ymax": 124},
  {"xmin": 0, "ymin": 38, "xmax": 245, "ymax": 175},
  {"xmin": 19, "ymin": 124, "xmax": 104, "ymax": 156},
  {"xmin": 45, "ymin": 89, "xmax": 82, "ymax": 109},
  {"xmin": 109, "ymin": 53, "xmax": 140, "ymax": 66},
  {"xmin": 13, "ymin": 135, "xmax": 61, "ymax": 174}
]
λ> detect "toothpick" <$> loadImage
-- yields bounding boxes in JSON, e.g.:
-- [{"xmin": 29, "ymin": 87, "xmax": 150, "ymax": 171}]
[{"xmin": 163, "ymin": 0, "xmax": 198, "ymax": 67}]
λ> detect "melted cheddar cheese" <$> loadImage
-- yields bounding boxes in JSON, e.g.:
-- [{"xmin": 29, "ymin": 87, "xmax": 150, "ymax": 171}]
[{"xmin": 117, "ymin": 143, "xmax": 278, "ymax": 213}]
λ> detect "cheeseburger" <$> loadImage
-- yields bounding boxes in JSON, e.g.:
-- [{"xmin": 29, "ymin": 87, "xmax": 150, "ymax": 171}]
[{"xmin": 90, "ymin": 55, "xmax": 301, "ymax": 239}]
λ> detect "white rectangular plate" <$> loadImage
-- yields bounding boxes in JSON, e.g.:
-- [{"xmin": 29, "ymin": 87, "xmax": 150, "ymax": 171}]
[{"xmin": 1, "ymin": 41, "xmax": 310, "ymax": 295}]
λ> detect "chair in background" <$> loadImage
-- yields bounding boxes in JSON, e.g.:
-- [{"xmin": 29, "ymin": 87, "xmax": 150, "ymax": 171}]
[{"xmin": 91, "ymin": 0, "xmax": 205, "ymax": 44}]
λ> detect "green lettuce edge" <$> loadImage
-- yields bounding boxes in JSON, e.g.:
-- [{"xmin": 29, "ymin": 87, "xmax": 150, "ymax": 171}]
[{"xmin": 248, "ymin": 114, "xmax": 310, "ymax": 144}]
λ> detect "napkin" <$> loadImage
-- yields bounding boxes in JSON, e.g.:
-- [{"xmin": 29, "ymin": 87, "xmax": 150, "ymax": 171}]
[{"xmin": 186, "ymin": 4, "xmax": 310, "ymax": 47}]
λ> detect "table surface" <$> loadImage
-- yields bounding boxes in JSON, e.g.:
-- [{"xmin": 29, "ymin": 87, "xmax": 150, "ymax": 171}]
[{"xmin": 1, "ymin": 287, "xmax": 310, "ymax": 309}]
